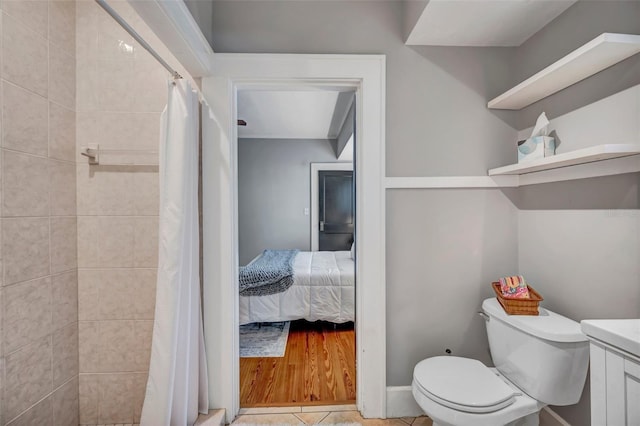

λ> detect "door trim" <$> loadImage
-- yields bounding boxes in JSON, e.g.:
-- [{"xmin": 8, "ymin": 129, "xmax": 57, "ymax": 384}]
[
  {"xmin": 311, "ymin": 162, "xmax": 354, "ymax": 251},
  {"xmin": 201, "ymin": 54, "xmax": 386, "ymax": 421}
]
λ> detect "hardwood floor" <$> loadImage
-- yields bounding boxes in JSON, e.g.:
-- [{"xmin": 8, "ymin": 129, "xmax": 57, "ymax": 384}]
[{"xmin": 240, "ymin": 320, "xmax": 356, "ymax": 407}]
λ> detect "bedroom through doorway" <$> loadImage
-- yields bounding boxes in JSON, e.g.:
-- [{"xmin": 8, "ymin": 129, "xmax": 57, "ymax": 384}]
[{"xmin": 236, "ymin": 87, "xmax": 357, "ymax": 407}]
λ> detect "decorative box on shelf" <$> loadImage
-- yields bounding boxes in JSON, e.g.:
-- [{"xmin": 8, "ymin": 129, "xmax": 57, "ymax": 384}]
[
  {"xmin": 517, "ymin": 136, "xmax": 555, "ymax": 163},
  {"xmin": 491, "ymin": 282, "xmax": 543, "ymax": 316}
]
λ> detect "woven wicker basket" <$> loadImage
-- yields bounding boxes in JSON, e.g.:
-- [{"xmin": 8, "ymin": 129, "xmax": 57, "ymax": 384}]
[{"xmin": 491, "ymin": 282, "xmax": 543, "ymax": 315}]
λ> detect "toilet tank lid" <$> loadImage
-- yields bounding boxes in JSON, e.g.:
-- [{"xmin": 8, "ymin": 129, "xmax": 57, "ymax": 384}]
[{"xmin": 482, "ymin": 298, "xmax": 587, "ymax": 343}]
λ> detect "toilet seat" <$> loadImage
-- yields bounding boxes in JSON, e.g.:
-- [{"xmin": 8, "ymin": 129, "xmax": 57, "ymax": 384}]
[{"xmin": 413, "ymin": 357, "xmax": 518, "ymax": 413}]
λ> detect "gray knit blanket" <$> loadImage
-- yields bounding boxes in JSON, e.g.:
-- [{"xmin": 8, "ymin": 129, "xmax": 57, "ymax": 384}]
[{"xmin": 239, "ymin": 249, "xmax": 299, "ymax": 296}]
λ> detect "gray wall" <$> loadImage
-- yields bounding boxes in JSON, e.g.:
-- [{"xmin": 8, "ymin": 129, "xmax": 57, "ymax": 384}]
[
  {"xmin": 507, "ymin": 3, "xmax": 640, "ymax": 424},
  {"xmin": 193, "ymin": 0, "xmax": 520, "ymax": 386},
  {"xmin": 189, "ymin": 1, "xmax": 640, "ymax": 423},
  {"xmin": 188, "ymin": 0, "xmax": 518, "ymax": 176},
  {"xmin": 386, "ymin": 189, "xmax": 519, "ymax": 382},
  {"xmin": 511, "ymin": 0, "xmax": 640, "ymax": 128},
  {"xmin": 238, "ymin": 138, "xmax": 342, "ymax": 265}
]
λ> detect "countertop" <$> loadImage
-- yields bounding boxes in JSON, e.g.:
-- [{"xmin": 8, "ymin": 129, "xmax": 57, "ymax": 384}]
[{"xmin": 581, "ymin": 319, "xmax": 640, "ymax": 358}]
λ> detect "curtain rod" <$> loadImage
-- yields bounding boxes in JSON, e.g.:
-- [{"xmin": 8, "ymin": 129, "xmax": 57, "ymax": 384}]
[{"xmin": 94, "ymin": 0, "xmax": 183, "ymax": 80}]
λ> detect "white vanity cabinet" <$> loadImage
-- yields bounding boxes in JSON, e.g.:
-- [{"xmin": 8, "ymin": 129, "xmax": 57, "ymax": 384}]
[{"xmin": 581, "ymin": 320, "xmax": 640, "ymax": 426}]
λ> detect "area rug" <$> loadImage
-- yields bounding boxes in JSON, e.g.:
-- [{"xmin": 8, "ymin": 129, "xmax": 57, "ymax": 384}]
[{"xmin": 239, "ymin": 321, "xmax": 291, "ymax": 357}]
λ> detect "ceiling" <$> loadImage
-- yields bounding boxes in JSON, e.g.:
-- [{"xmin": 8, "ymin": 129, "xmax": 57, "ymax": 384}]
[
  {"xmin": 237, "ymin": 90, "xmax": 354, "ymax": 140},
  {"xmin": 406, "ymin": 0, "xmax": 577, "ymax": 47}
]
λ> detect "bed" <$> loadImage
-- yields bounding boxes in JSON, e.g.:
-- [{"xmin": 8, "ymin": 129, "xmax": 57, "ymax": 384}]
[{"xmin": 239, "ymin": 250, "xmax": 354, "ymax": 325}]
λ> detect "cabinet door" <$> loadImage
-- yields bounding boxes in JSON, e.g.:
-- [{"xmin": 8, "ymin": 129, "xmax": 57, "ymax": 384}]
[
  {"xmin": 590, "ymin": 343, "xmax": 607, "ymax": 426},
  {"xmin": 605, "ymin": 349, "xmax": 626, "ymax": 425},
  {"xmin": 625, "ymin": 358, "xmax": 640, "ymax": 425}
]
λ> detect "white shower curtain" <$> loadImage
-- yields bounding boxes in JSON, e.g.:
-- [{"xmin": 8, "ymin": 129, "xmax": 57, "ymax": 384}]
[{"xmin": 141, "ymin": 80, "xmax": 209, "ymax": 426}]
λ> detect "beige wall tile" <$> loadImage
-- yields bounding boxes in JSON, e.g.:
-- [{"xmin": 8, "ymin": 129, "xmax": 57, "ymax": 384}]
[
  {"xmin": 79, "ymin": 374, "xmax": 99, "ymax": 425},
  {"xmin": 50, "ymin": 159, "xmax": 77, "ymax": 216},
  {"xmin": 97, "ymin": 216, "xmax": 134, "ymax": 267},
  {"xmin": 77, "ymin": 165, "xmax": 134, "ymax": 215},
  {"xmin": 132, "ymin": 269, "xmax": 156, "ymax": 319},
  {"xmin": 2, "ymin": 13, "xmax": 48, "ymax": 97},
  {"xmin": 131, "ymin": 373, "xmax": 148, "ymax": 423},
  {"xmin": 132, "ymin": 172, "xmax": 159, "ymax": 215},
  {"xmin": 3, "ymin": 150, "xmax": 49, "ymax": 217},
  {"xmin": 78, "ymin": 112, "xmax": 161, "ymax": 153},
  {"xmin": 78, "ymin": 321, "xmax": 99, "ymax": 373},
  {"xmin": 133, "ymin": 217, "xmax": 158, "ymax": 267},
  {"xmin": 49, "ymin": 103, "xmax": 76, "ymax": 162},
  {"xmin": 2, "ymin": 217, "xmax": 50, "ymax": 284},
  {"xmin": 0, "ymin": 286, "xmax": 4, "ymax": 356},
  {"xmin": 49, "ymin": 0, "xmax": 75, "ymax": 54},
  {"xmin": 99, "ymin": 320, "xmax": 136, "ymax": 372},
  {"xmin": 3, "ymin": 276, "xmax": 51, "ymax": 353},
  {"xmin": 2, "ymin": 81, "xmax": 48, "ymax": 156},
  {"xmin": 74, "ymin": 0, "xmax": 95, "ymax": 60},
  {"xmin": 53, "ymin": 376, "xmax": 79, "ymax": 426},
  {"xmin": 75, "ymin": 56, "xmax": 99, "ymax": 113},
  {"xmin": 98, "ymin": 269, "xmax": 155, "ymax": 320},
  {"xmin": 5, "ymin": 396, "xmax": 52, "ymax": 426},
  {"xmin": 93, "ymin": 58, "xmax": 136, "ymax": 112},
  {"xmin": 1, "ymin": 0, "xmax": 48, "ymax": 38},
  {"xmin": 52, "ymin": 271, "xmax": 78, "ymax": 329},
  {"xmin": 0, "ymin": 355, "xmax": 4, "ymax": 426},
  {"xmin": 75, "ymin": 112, "xmax": 97, "ymax": 161},
  {"xmin": 133, "ymin": 321, "xmax": 153, "ymax": 372},
  {"xmin": 94, "ymin": 4, "xmax": 136, "ymax": 62},
  {"xmin": 96, "ymin": 269, "xmax": 131, "ymax": 320},
  {"xmin": 50, "ymin": 216, "xmax": 77, "ymax": 273},
  {"xmin": 49, "ymin": 42, "xmax": 76, "ymax": 110},
  {"xmin": 0, "ymin": 11, "xmax": 2, "ymax": 81},
  {"xmin": 5, "ymin": 336, "xmax": 53, "ymax": 420},
  {"xmin": 52, "ymin": 323, "xmax": 78, "ymax": 388},
  {"xmin": 132, "ymin": 56, "xmax": 170, "ymax": 113},
  {"xmin": 78, "ymin": 269, "xmax": 99, "ymax": 320},
  {"xmin": 77, "ymin": 217, "xmax": 99, "ymax": 268},
  {"xmin": 98, "ymin": 373, "xmax": 134, "ymax": 424}
]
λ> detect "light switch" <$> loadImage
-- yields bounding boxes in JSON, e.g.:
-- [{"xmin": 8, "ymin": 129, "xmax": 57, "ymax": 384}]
[{"xmin": 304, "ymin": 208, "xmax": 309, "ymax": 216}]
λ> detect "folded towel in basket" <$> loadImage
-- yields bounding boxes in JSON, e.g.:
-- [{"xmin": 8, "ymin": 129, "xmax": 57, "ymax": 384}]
[{"xmin": 499, "ymin": 275, "xmax": 530, "ymax": 299}]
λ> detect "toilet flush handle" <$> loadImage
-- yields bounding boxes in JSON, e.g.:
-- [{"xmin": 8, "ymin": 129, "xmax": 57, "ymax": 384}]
[{"xmin": 478, "ymin": 311, "xmax": 489, "ymax": 321}]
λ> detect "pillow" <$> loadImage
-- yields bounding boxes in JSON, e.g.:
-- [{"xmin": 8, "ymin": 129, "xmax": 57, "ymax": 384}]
[{"xmin": 350, "ymin": 242, "xmax": 355, "ymax": 260}]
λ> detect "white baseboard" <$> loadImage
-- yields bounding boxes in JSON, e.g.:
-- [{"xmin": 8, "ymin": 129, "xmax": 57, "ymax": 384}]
[
  {"xmin": 540, "ymin": 407, "xmax": 571, "ymax": 426},
  {"xmin": 386, "ymin": 386, "xmax": 424, "ymax": 418},
  {"xmin": 386, "ymin": 386, "xmax": 571, "ymax": 426}
]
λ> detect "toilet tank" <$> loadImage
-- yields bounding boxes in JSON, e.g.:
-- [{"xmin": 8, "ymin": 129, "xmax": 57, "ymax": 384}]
[{"xmin": 481, "ymin": 298, "xmax": 589, "ymax": 406}]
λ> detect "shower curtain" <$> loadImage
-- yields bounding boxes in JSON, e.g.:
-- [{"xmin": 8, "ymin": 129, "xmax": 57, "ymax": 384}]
[{"xmin": 140, "ymin": 80, "xmax": 209, "ymax": 426}]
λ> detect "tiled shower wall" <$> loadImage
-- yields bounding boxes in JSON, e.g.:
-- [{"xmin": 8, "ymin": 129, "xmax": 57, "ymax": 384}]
[
  {"xmin": 0, "ymin": 0, "xmax": 79, "ymax": 425},
  {"xmin": 75, "ymin": 1, "xmax": 187, "ymax": 424}
]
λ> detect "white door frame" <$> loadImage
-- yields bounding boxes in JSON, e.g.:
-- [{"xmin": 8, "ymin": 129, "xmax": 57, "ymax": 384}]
[
  {"xmin": 311, "ymin": 162, "xmax": 354, "ymax": 251},
  {"xmin": 201, "ymin": 54, "xmax": 386, "ymax": 421}
]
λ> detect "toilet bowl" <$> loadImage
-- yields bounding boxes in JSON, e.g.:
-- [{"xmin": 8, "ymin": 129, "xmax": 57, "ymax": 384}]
[
  {"xmin": 412, "ymin": 298, "xmax": 589, "ymax": 426},
  {"xmin": 412, "ymin": 358, "xmax": 543, "ymax": 426}
]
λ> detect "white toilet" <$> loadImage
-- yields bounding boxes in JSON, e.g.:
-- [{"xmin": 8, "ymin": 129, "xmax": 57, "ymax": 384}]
[{"xmin": 412, "ymin": 298, "xmax": 590, "ymax": 426}]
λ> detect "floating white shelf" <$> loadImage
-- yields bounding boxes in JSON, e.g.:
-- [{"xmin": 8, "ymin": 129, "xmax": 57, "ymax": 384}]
[
  {"xmin": 488, "ymin": 33, "xmax": 640, "ymax": 110},
  {"xmin": 488, "ymin": 144, "xmax": 640, "ymax": 176}
]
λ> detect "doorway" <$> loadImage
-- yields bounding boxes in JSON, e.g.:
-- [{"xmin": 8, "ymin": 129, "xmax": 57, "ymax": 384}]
[
  {"xmin": 236, "ymin": 88, "xmax": 356, "ymax": 407},
  {"xmin": 318, "ymin": 170, "xmax": 354, "ymax": 251},
  {"xmin": 311, "ymin": 163, "xmax": 354, "ymax": 252},
  {"xmin": 201, "ymin": 54, "xmax": 386, "ymax": 421}
]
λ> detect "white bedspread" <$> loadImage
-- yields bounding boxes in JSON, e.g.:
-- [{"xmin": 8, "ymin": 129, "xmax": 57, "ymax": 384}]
[{"xmin": 239, "ymin": 251, "xmax": 354, "ymax": 325}]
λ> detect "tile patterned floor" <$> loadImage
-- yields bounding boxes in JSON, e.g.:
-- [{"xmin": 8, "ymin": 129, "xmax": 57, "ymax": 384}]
[{"xmin": 231, "ymin": 411, "xmax": 432, "ymax": 425}]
